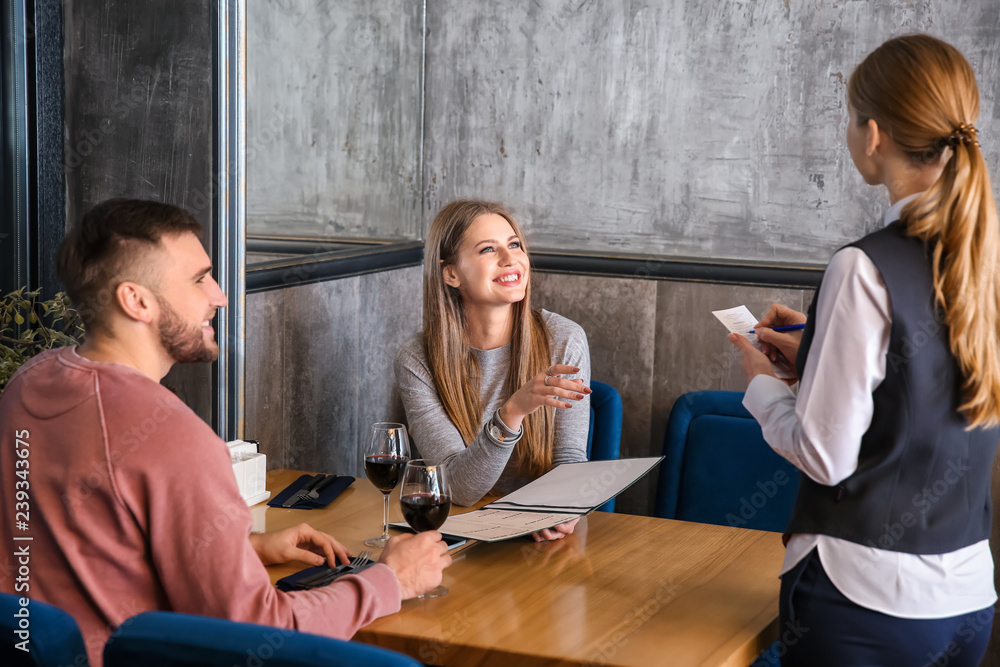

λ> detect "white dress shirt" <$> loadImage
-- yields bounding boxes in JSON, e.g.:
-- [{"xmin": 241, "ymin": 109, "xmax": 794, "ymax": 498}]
[{"xmin": 743, "ymin": 193, "xmax": 996, "ymax": 619}]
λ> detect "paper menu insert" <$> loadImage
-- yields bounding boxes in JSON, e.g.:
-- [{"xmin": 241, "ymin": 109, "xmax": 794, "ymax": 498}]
[
  {"xmin": 435, "ymin": 509, "xmax": 582, "ymax": 542},
  {"xmin": 713, "ymin": 305, "xmax": 796, "ymax": 380},
  {"xmin": 391, "ymin": 458, "xmax": 663, "ymax": 542}
]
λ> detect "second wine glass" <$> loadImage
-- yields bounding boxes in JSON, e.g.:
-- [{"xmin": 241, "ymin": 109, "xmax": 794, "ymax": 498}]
[
  {"xmin": 400, "ymin": 459, "xmax": 452, "ymax": 597},
  {"xmin": 363, "ymin": 422, "xmax": 411, "ymax": 548}
]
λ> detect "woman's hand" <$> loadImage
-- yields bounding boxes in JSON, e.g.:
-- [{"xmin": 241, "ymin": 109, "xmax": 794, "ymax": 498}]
[
  {"xmin": 498, "ymin": 364, "xmax": 591, "ymax": 431},
  {"xmin": 756, "ymin": 303, "xmax": 807, "ymax": 330},
  {"xmin": 531, "ymin": 517, "xmax": 579, "ymax": 542},
  {"xmin": 728, "ymin": 333, "xmax": 779, "ymax": 384},
  {"xmin": 248, "ymin": 523, "xmax": 351, "ymax": 567},
  {"xmin": 754, "ymin": 303, "xmax": 807, "ymax": 371}
]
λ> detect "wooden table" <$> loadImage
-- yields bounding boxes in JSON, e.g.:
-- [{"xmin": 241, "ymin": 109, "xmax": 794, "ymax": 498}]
[{"xmin": 257, "ymin": 469, "xmax": 785, "ymax": 667}]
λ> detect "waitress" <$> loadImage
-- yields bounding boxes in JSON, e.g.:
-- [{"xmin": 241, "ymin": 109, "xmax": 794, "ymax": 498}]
[{"xmin": 730, "ymin": 34, "xmax": 1000, "ymax": 665}]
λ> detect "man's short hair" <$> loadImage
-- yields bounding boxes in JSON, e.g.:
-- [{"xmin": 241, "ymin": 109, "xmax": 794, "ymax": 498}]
[{"xmin": 56, "ymin": 198, "xmax": 202, "ymax": 328}]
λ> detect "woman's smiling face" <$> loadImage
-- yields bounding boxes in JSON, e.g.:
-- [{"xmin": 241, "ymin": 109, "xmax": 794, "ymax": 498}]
[{"xmin": 441, "ymin": 213, "xmax": 529, "ymax": 308}]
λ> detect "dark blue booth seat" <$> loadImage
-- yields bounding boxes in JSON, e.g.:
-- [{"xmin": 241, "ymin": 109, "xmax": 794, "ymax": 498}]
[
  {"xmin": 655, "ymin": 390, "xmax": 800, "ymax": 533},
  {"xmin": 103, "ymin": 611, "xmax": 420, "ymax": 667},
  {"xmin": 587, "ymin": 380, "xmax": 624, "ymax": 512}
]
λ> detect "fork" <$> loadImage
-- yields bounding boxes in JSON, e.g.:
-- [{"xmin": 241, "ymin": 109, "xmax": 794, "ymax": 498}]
[
  {"xmin": 296, "ymin": 550, "xmax": 374, "ymax": 589},
  {"xmin": 350, "ymin": 550, "xmax": 372, "ymax": 569},
  {"xmin": 296, "ymin": 474, "xmax": 335, "ymax": 503}
]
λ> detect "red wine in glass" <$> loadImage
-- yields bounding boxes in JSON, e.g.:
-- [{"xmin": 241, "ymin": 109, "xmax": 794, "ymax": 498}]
[
  {"xmin": 363, "ymin": 423, "xmax": 410, "ymax": 548},
  {"xmin": 364, "ymin": 454, "xmax": 409, "ymax": 493},
  {"xmin": 400, "ymin": 493, "xmax": 452, "ymax": 532},
  {"xmin": 400, "ymin": 459, "xmax": 451, "ymax": 597}
]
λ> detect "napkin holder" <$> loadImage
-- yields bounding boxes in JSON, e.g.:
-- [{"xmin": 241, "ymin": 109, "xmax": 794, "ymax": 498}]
[{"xmin": 228, "ymin": 439, "xmax": 269, "ymax": 506}]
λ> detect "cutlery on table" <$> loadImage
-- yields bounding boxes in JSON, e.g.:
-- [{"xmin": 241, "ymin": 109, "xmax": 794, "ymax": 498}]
[
  {"xmin": 280, "ymin": 475, "xmax": 322, "ymax": 508},
  {"xmin": 295, "ymin": 550, "xmax": 374, "ymax": 588},
  {"xmin": 299, "ymin": 474, "xmax": 338, "ymax": 502}
]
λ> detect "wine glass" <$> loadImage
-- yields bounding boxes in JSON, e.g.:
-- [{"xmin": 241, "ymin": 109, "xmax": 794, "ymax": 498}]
[
  {"xmin": 363, "ymin": 422, "xmax": 411, "ymax": 548},
  {"xmin": 400, "ymin": 459, "xmax": 452, "ymax": 597}
]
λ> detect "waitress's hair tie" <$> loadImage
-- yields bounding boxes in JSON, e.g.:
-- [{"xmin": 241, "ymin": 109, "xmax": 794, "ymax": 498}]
[{"xmin": 945, "ymin": 123, "xmax": 980, "ymax": 148}]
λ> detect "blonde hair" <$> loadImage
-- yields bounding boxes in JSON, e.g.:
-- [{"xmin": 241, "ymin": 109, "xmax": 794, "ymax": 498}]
[
  {"xmin": 423, "ymin": 200, "xmax": 555, "ymax": 477},
  {"xmin": 849, "ymin": 34, "xmax": 1000, "ymax": 427}
]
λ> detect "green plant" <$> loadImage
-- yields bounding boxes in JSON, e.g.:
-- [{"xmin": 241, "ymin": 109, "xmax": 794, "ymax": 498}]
[{"xmin": 0, "ymin": 287, "xmax": 86, "ymax": 391}]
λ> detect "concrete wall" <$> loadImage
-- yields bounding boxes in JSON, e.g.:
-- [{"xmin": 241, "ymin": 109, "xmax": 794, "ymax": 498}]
[
  {"xmin": 247, "ymin": 0, "xmax": 423, "ymax": 239},
  {"xmin": 249, "ymin": 0, "xmax": 1000, "ymax": 263},
  {"xmin": 246, "ymin": 266, "xmax": 423, "ymax": 475}
]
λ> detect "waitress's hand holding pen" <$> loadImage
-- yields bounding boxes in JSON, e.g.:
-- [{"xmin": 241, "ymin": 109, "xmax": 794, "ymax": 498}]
[{"xmin": 752, "ymin": 303, "xmax": 807, "ymax": 371}]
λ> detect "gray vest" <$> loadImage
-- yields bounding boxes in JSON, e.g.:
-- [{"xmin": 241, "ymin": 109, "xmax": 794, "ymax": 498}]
[{"xmin": 787, "ymin": 222, "xmax": 999, "ymax": 554}]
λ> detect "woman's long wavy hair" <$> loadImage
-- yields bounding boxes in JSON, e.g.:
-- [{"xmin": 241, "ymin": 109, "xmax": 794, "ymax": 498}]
[
  {"xmin": 849, "ymin": 34, "xmax": 1000, "ymax": 427},
  {"xmin": 423, "ymin": 200, "xmax": 555, "ymax": 476}
]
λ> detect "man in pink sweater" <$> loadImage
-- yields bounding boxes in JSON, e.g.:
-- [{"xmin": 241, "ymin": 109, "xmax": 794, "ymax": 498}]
[{"xmin": 0, "ymin": 199, "xmax": 450, "ymax": 666}]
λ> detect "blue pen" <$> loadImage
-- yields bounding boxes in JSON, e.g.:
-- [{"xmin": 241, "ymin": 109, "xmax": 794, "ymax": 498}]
[{"xmin": 747, "ymin": 323, "xmax": 806, "ymax": 334}]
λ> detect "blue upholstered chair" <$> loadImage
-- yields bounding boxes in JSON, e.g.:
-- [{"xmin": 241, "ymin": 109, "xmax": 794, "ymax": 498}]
[
  {"xmin": 0, "ymin": 592, "xmax": 89, "ymax": 667},
  {"xmin": 587, "ymin": 379, "xmax": 624, "ymax": 512},
  {"xmin": 103, "ymin": 611, "xmax": 420, "ymax": 667},
  {"xmin": 654, "ymin": 390, "xmax": 800, "ymax": 532}
]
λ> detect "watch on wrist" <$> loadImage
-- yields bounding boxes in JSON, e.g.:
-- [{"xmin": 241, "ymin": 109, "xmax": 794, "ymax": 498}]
[
  {"xmin": 493, "ymin": 408, "xmax": 520, "ymax": 437},
  {"xmin": 486, "ymin": 408, "xmax": 523, "ymax": 445}
]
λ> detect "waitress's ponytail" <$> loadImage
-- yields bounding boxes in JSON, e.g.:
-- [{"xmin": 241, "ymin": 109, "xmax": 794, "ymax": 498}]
[{"xmin": 849, "ymin": 34, "xmax": 1000, "ymax": 427}]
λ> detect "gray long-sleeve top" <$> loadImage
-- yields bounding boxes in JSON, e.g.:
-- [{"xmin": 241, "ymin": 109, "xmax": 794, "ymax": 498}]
[{"xmin": 394, "ymin": 310, "xmax": 591, "ymax": 506}]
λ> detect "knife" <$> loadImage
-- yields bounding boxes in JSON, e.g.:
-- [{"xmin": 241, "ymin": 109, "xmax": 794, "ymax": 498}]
[
  {"xmin": 303, "ymin": 474, "xmax": 339, "ymax": 501},
  {"xmin": 281, "ymin": 475, "xmax": 322, "ymax": 507}
]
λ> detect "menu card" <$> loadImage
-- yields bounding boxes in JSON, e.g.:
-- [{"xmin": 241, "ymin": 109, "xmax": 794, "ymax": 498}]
[{"xmin": 425, "ymin": 457, "xmax": 663, "ymax": 542}]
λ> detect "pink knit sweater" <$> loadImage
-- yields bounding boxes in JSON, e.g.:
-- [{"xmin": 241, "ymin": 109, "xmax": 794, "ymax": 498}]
[{"xmin": 0, "ymin": 347, "xmax": 400, "ymax": 666}]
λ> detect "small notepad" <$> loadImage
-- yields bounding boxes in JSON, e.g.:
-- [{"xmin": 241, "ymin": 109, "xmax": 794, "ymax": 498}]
[{"xmin": 713, "ymin": 305, "xmax": 796, "ymax": 380}]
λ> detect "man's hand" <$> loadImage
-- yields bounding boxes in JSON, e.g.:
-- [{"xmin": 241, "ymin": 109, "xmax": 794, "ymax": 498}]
[
  {"xmin": 531, "ymin": 517, "xmax": 579, "ymax": 542},
  {"xmin": 249, "ymin": 523, "xmax": 350, "ymax": 567},
  {"xmin": 729, "ymin": 333, "xmax": 778, "ymax": 383},
  {"xmin": 379, "ymin": 531, "xmax": 452, "ymax": 599}
]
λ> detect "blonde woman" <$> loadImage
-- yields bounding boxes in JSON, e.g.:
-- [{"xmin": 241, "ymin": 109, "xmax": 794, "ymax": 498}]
[
  {"xmin": 395, "ymin": 200, "xmax": 591, "ymax": 539},
  {"xmin": 730, "ymin": 35, "xmax": 1000, "ymax": 664}
]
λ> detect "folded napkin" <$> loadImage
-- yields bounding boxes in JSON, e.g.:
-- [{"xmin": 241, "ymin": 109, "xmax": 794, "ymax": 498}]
[
  {"xmin": 276, "ymin": 560, "xmax": 380, "ymax": 592},
  {"xmin": 267, "ymin": 474, "xmax": 355, "ymax": 509}
]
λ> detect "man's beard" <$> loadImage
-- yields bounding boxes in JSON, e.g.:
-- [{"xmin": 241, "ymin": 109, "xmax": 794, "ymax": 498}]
[{"xmin": 155, "ymin": 295, "xmax": 218, "ymax": 363}]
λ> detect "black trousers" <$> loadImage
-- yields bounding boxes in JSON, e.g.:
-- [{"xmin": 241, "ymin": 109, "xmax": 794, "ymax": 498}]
[{"xmin": 754, "ymin": 548, "xmax": 994, "ymax": 667}]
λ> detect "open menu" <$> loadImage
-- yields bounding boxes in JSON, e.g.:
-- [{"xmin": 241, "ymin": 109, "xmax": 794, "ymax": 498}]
[{"xmin": 393, "ymin": 457, "xmax": 662, "ymax": 542}]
